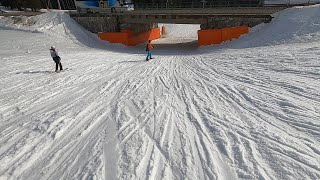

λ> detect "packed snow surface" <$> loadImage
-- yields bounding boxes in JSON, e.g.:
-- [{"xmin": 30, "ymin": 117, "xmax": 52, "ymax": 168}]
[{"xmin": 0, "ymin": 5, "xmax": 320, "ymax": 180}]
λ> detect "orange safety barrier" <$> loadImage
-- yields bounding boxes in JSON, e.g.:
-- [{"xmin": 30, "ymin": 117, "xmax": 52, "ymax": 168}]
[
  {"xmin": 221, "ymin": 27, "xmax": 233, "ymax": 42},
  {"xmin": 238, "ymin": 26, "xmax": 249, "ymax": 35},
  {"xmin": 98, "ymin": 31, "xmax": 131, "ymax": 46},
  {"xmin": 198, "ymin": 26, "xmax": 249, "ymax": 46},
  {"xmin": 97, "ymin": 28, "xmax": 161, "ymax": 46},
  {"xmin": 198, "ymin": 29, "xmax": 222, "ymax": 46},
  {"xmin": 129, "ymin": 28, "xmax": 160, "ymax": 46}
]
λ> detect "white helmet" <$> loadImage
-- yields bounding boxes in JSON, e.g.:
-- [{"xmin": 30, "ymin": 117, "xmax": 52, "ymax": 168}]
[{"xmin": 51, "ymin": 46, "xmax": 55, "ymax": 49}]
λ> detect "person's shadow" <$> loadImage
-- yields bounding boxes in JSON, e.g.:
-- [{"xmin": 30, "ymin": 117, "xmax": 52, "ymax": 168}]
[
  {"xmin": 118, "ymin": 60, "xmax": 140, "ymax": 64},
  {"xmin": 16, "ymin": 70, "xmax": 54, "ymax": 74}
]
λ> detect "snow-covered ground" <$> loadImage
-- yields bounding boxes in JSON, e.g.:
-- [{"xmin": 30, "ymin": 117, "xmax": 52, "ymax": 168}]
[{"xmin": 0, "ymin": 4, "xmax": 320, "ymax": 180}]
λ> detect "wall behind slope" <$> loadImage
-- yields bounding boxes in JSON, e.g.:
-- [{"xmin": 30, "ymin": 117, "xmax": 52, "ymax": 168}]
[{"xmin": 72, "ymin": 16, "xmax": 118, "ymax": 33}]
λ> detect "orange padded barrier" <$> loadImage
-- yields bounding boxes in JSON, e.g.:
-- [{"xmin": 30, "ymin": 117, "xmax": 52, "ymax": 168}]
[
  {"xmin": 238, "ymin": 26, "xmax": 249, "ymax": 36},
  {"xmin": 98, "ymin": 31, "xmax": 131, "ymax": 46},
  {"xmin": 129, "ymin": 28, "xmax": 160, "ymax": 46},
  {"xmin": 221, "ymin": 27, "xmax": 234, "ymax": 42},
  {"xmin": 198, "ymin": 26, "xmax": 249, "ymax": 46},
  {"xmin": 198, "ymin": 29, "xmax": 223, "ymax": 46},
  {"xmin": 98, "ymin": 28, "xmax": 160, "ymax": 46}
]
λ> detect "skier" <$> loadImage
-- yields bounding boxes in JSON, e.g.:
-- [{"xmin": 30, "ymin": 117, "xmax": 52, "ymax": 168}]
[
  {"xmin": 50, "ymin": 46, "xmax": 63, "ymax": 72},
  {"xmin": 146, "ymin": 40, "xmax": 154, "ymax": 61}
]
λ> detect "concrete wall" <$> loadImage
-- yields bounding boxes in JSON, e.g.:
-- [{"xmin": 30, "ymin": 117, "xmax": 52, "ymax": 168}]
[
  {"xmin": 72, "ymin": 16, "xmax": 118, "ymax": 33},
  {"xmin": 128, "ymin": 23, "xmax": 158, "ymax": 34},
  {"xmin": 200, "ymin": 16, "xmax": 272, "ymax": 29},
  {"xmin": 71, "ymin": 15, "xmax": 158, "ymax": 34}
]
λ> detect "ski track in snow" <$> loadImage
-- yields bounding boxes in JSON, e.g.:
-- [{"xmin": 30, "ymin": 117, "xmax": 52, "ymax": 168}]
[{"xmin": 0, "ymin": 7, "xmax": 320, "ymax": 180}]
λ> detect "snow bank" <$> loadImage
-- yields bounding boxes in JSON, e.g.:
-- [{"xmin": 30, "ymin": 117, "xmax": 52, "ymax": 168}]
[
  {"xmin": 217, "ymin": 5, "xmax": 320, "ymax": 48},
  {"xmin": 0, "ymin": 12, "xmax": 111, "ymax": 50}
]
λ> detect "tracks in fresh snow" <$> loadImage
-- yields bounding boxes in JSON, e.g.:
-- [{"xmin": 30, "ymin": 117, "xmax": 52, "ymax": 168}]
[{"xmin": 0, "ymin": 44, "xmax": 320, "ymax": 180}]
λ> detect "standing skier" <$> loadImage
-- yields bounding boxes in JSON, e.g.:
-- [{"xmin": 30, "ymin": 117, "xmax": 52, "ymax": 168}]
[
  {"xmin": 146, "ymin": 40, "xmax": 154, "ymax": 61},
  {"xmin": 50, "ymin": 46, "xmax": 63, "ymax": 72}
]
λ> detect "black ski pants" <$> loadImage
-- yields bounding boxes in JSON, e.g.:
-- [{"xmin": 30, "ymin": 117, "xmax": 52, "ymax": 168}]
[{"xmin": 53, "ymin": 57, "xmax": 63, "ymax": 71}]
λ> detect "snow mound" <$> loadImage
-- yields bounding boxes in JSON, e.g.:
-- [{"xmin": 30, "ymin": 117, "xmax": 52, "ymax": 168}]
[
  {"xmin": 227, "ymin": 5, "xmax": 320, "ymax": 48},
  {"xmin": 0, "ymin": 12, "xmax": 108, "ymax": 49},
  {"xmin": 0, "ymin": 12, "xmax": 65, "ymax": 32}
]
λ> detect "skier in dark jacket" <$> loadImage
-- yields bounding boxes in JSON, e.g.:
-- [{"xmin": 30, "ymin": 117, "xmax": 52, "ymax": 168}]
[
  {"xmin": 146, "ymin": 40, "xmax": 154, "ymax": 61},
  {"xmin": 50, "ymin": 46, "xmax": 63, "ymax": 72}
]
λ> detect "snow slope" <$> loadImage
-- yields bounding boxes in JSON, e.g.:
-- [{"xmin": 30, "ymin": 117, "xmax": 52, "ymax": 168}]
[
  {"xmin": 223, "ymin": 4, "xmax": 320, "ymax": 48},
  {"xmin": 0, "ymin": 5, "xmax": 320, "ymax": 180}
]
